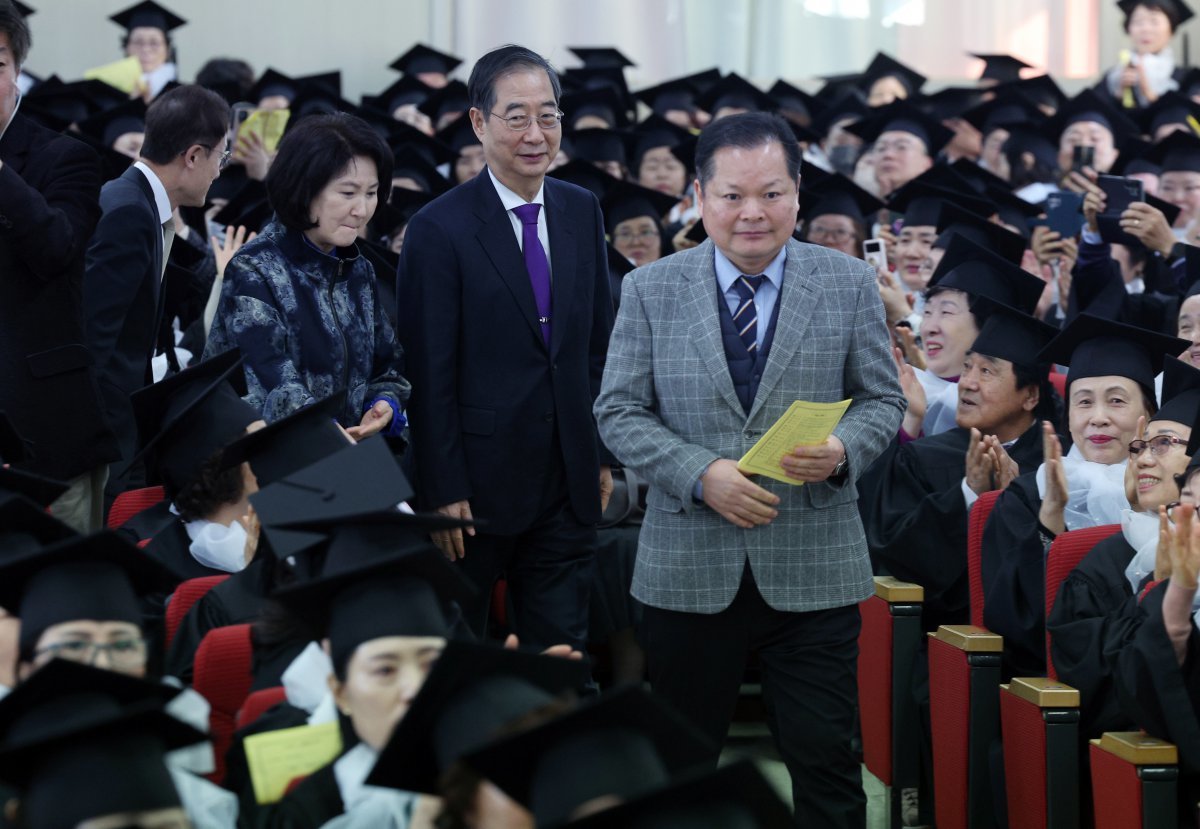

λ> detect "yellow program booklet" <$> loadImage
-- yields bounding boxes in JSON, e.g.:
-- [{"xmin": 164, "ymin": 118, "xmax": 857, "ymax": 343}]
[
  {"xmin": 737, "ymin": 399, "xmax": 851, "ymax": 485},
  {"xmin": 245, "ymin": 720, "xmax": 342, "ymax": 804},
  {"xmin": 83, "ymin": 56, "xmax": 142, "ymax": 94}
]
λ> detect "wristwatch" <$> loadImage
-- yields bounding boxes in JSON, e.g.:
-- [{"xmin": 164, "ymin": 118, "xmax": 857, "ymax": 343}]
[{"xmin": 831, "ymin": 454, "xmax": 849, "ymax": 480}]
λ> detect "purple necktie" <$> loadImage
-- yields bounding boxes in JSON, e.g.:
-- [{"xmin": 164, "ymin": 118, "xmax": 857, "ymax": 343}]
[{"xmin": 513, "ymin": 202, "xmax": 552, "ymax": 348}]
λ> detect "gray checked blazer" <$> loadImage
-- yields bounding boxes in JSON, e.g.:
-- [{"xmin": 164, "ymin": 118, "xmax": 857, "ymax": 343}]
[{"xmin": 595, "ymin": 238, "xmax": 905, "ymax": 614}]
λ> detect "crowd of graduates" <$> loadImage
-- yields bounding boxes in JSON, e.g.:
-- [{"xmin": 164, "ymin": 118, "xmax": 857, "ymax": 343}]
[{"xmin": 16, "ymin": 0, "xmax": 1200, "ymax": 826}]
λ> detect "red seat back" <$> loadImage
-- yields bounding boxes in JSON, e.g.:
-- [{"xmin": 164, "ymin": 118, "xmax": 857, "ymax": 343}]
[
  {"xmin": 237, "ymin": 687, "xmax": 288, "ymax": 730},
  {"xmin": 929, "ymin": 636, "xmax": 972, "ymax": 829},
  {"xmin": 1045, "ymin": 524, "xmax": 1120, "ymax": 679},
  {"xmin": 1090, "ymin": 741, "xmax": 1145, "ymax": 829},
  {"xmin": 857, "ymin": 595, "xmax": 894, "ymax": 784},
  {"xmin": 165, "ymin": 576, "xmax": 229, "ymax": 651},
  {"xmin": 1000, "ymin": 689, "xmax": 1050, "ymax": 829},
  {"xmin": 968, "ymin": 490, "xmax": 1003, "ymax": 628},
  {"xmin": 193, "ymin": 623, "xmax": 255, "ymax": 785},
  {"xmin": 107, "ymin": 485, "xmax": 166, "ymax": 529},
  {"xmin": 1048, "ymin": 369, "xmax": 1067, "ymax": 400}
]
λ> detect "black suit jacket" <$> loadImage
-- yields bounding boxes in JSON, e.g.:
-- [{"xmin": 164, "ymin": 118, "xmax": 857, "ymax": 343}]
[
  {"xmin": 397, "ymin": 170, "xmax": 614, "ymax": 535},
  {"xmin": 83, "ymin": 165, "xmax": 166, "ymax": 463},
  {"xmin": 0, "ymin": 112, "xmax": 119, "ymax": 479}
]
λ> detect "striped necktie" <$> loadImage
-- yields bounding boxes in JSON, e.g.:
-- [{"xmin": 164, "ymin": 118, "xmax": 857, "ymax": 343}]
[{"xmin": 732, "ymin": 274, "xmax": 765, "ymax": 353}]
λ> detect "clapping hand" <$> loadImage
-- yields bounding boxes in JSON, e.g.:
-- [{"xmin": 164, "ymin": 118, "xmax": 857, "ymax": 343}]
[
  {"xmin": 893, "ymin": 346, "xmax": 926, "ymax": 437},
  {"xmin": 1038, "ymin": 421, "xmax": 1069, "ymax": 535}
]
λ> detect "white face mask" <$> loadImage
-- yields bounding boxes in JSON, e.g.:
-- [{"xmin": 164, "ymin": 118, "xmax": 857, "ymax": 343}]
[{"xmin": 183, "ymin": 517, "xmax": 249, "ymax": 573}]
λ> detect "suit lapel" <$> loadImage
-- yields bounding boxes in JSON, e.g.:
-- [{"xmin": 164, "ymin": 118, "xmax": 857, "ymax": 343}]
[
  {"xmin": 0, "ymin": 114, "xmax": 34, "ymax": 172},
  {"xmin": 472, "ymin": 172, "xmax": 546, "ymax": 349},
  {"xmin": 545, "ymin": 181, "xmax": 577, "ymax": 358},
  {"xmin": 681, "ymin": 243, "xmax": 745, "ymax": 419},
  {"xmin": 748, "ymin": 241, "xmax": 820, "ymax": 422}
]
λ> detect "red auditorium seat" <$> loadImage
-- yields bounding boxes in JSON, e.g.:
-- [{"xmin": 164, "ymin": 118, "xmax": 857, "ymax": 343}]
[
  {"xmin": 1045, "ymin": 524, "xmax": 1120, "ymax": 680},
  {"xmin": 106, "ymin": 485, "xmax": 165, "ymax": 529},
  {"xmin": 193, "ymin": 623, "xmax": 255, "ymax": 785},
  {"xmin": 237, "ymin": 687, "xmax": 288, "ymax": 730},
  {"xmin": 968, "ymin": 490, "xmax": 1002, "ymax": 628},
  {"xmin": 1091, "ymin": 733, "xmax": 1179, "ymax": 829},
  {"xmin": 1048, "ymin": 369, "xmax": 1067, "ymax": 401},
  {"xmin": 999, "ymin": 677, "xmax": 1080, "ymax": 829},
  {"xmin": 164, "ymin": 575, "xmax": 229, "ymax": 651}
]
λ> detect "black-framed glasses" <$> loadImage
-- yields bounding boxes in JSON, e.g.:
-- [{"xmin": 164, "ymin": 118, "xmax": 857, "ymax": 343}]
[
  {"xmin": 192, "ymin": 143, "xmax": 232, "ymax": 169},
  {"xmin": 489, "ymin": 110, "xmax": 564, "ymax": 131},
  {"xmin": 1129, "ymin": 435, "xmax": 1189, "ymax": 457},
  {"xmin": 35, "ymin": 637, "xmax": 147, "ymax": 667}
]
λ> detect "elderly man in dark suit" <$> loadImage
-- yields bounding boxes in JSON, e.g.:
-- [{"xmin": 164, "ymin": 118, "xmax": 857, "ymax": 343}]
[
  {"xmin": 0, "ymin": 1, "xmax": 118, "ymax": 531},
  {"xmin": 595, "ymin": 112, "xmax": 905, "ymax": 827},
  {"xmin": 83, "ymin": 83, "xmax": 230, "ymax": 504},
  {"xmin": 397, "ymin": 45, "xmax": 613, "ymax": 658}
]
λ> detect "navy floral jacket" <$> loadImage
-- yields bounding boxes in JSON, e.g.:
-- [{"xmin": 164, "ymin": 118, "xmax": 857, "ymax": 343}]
[{"xmin": 203, "ymin": 222, "xmax": 410, "ymax": 429}]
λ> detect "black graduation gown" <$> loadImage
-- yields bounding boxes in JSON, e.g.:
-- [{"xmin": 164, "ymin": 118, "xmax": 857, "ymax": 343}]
[
  {"xmin": 267, "ymin": 763, "xmax": 343, "ymax": 829},
  {"xmin": 114, "ymin": 499, "xmax": 177, "ymax": 546},
  {"xmin": 1046, "ymin": 533, "xmax": 1142, "ymax": 739},
  {"xmin": 859, "ymin": 421, "xmax": 1044, "ymax": 632},
  {"xmin": 146, "ymin": 520, "xmax": 236, "ymax": 582}
]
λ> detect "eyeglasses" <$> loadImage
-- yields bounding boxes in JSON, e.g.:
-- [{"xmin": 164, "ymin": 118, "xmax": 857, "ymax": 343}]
[
  {"xmin": 186, "ymin": 144, "xmax": 232, "ymax": 170},
  {"xmin": 807, "ymin": 225, "xmax": 853, "ymax": 242},
  {"xmin": 1128, "ymin": 435, "xmax": 1189, "ymax": 457},
  {"xmin": 489, "ymin": 110, "xmax": 564, "ymax": 132},
  {"xmin": 613, "ymin": 227, "xmax": 661, "ymax": 243},
  {"xmin": 35, "ymin": 637, "xmax": 147, "ymax": 668}
]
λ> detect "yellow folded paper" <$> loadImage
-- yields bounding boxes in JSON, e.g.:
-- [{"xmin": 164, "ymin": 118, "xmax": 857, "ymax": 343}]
[
  {"xmin": 737, "ymin": 399, "xmax": 851, "ymax": 485},
  {"xmin": 244, "ymin": 720, "xmax": 342, "ymax": 804},
  {"xmin": 236, "ymin": 108, "xmax": 291, "ymax": 155},
  {"xmin": 83, "ymin": 56, "xmax": 142, "ymax": 94}
]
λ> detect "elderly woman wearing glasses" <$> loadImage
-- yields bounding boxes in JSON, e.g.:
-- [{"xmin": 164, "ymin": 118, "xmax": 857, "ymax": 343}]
[{"xmin": 205, "ymin": 113, "xmax": 409, "ymax": 440}]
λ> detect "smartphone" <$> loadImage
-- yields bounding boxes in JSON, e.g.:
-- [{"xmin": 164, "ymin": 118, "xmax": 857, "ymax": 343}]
[
  {"xmin": 1072, "ymin": 145, "xmax": 1095, "ymax": 173},
  {"xmin": 1095, "ymin": 174, "xmax": 1146, "ymax": 245},
  {"xmin": 863, "ymin": 237, "xmax": 888, "ymax": 272},
  {"xmin": 1044, "ymin": 191, "xmax": 1084, "ymax": 238}
]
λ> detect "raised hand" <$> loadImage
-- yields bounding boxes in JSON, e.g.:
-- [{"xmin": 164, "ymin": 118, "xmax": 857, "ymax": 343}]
[
  {"xmin": 893, "ymin": 346, "xmax": 926, "ymax": 437},
  {"xmin": 1038, "ymin": 421, "xmax": 1069, "ymax": 535}
]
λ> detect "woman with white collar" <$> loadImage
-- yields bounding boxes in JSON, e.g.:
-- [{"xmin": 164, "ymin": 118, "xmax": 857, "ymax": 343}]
[
  {"xmin": 108, "ymin": 1, "xmax": 186, "ymax": 101},
  {"xmin": 981, "ymin": 313, "xmax": 1188, "ymax": 677},
  {"xmin": 1104, "ymin": 0, "xmax": 1193, "ymax": 110}
]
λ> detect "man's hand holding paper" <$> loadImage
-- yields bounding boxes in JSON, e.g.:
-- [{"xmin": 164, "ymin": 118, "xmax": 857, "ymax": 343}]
[
  {"xmin": 780, "ymin": 434, "xmax": 846, "ymax": 483},
  {"xmin": 737, "ymin": 399, "xmax": 851, "ymax": 485}
]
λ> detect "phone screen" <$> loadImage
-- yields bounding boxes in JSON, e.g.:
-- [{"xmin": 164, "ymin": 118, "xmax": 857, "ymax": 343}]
[{"xmin": 1072, "ymin": 145, "xmax": 1095, "ymax": 173}]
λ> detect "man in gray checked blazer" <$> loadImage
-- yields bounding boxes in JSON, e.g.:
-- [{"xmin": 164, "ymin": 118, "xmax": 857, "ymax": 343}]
[{"xmin": 595, "ymin": 113, "xmax": 904, "ymax": 828}]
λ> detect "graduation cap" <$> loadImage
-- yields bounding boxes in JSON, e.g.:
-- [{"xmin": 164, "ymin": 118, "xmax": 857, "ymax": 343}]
[
  {"xmin": 562, "ymin": 66, "xmax": 634, "ymax": 117},
  {"xmin": 800, "ymin": 170, "xmax": 885, "ymax": 224},
  {"xmin": 417, "ymin": 79, "xmax": 469, "ymax": 123},
  {"xmin": 568, "ymin": 127, "xmax": 627, "ymax": 168},
  {"xmin": 935, "ymin": 202, "xmax": 1028, "ymax": 265},
  {"xmin": 271, "ymin": 522, "xmax": 475, "ymax": 674},
  {"xmin": 568, "ymin": 46, "xmax": 635, "ymax": 69},
  {"xmin": 1181, "ymin": 67, "xmax": 1200, "ymax": 99},
  {"xmin": 1002, "ymin": 123, "xmax": 1060, "ymax": 171},
  {"xmin": 212, "ymin": 178, "xmax": 273, "ymax": 233},
  {"xmin": 1117, "ymin": 0, "xmax": 1194, "ymax": 25},
  {"xmin": 388, "ymin": 121, "xmax": 454, "ymax": 166},
  {"xmin": 392, "ymin": 151, "xmax": 452, "ymax": 195},
  {"xmin": 768, "ymin": 79, "xmax": 827, "ymax": 124},
  {"xmin": 987, "ymin": 184, "xmax": 1042, "ymax": 236},
  {"xmin": 0, "ymin": 660, "xmax": 203, "ymax": 828},
  {"xmin": 971, "ymin": 53, "xmax": 1034, "ymax": 85},
  {"xmin": 961, "ymin": 89, "xmax": 1044, "ymax": 135},
  {"xmin": 1043, "ymin": 88, "xmax": 1138, "ymax": 149},
  {"xmin": 548, "ymin": 159, "xmax": 613, "ymax": 201},
  {"xmin": 1139, "ymin": 90, "xmax": 1200, "ymax": 137},
  {"xmin": 362, "ymin": 73, "xmax": 433, "ymax": 116},
  {"xmin": 108, "ymin": 0, "xmax": 185, "ymax": 34},
  {"xmin": 809, "ymin": 91, "xmax": 872, "ymax": 139},
  {"xmin": 1154, "ymin": 355, "xmax": 1200, "ymax": 427},
  {"xmin": 75, "ymin": 98, "xmax": 145, "ymax": 150},
  {"xmin": 434, "ymin": 116, "xmax": 481, "ymax": 157},
  {"xmin": 601, "ymin": 180, "xmax": 678, "ymax": 234},
  {"xmin": 927, "ymin": 232, "xmax": 1044, "ymax": 313},
  {"xmin": 390, "ymin": 44, "xmax": 462, "ymax": 78},
  {"xmin": 562, "ymin": 85, "xmax": 630, "ymax": 130},
  {"xmin": 462, "ymin": 685, "xmax": 716, "ymax": 827},
  {"xmin": 968, "ymin": 299, "xmax": 1058, "ymax": 372},
  {"xmin": 1038, "ymin": 313, "xmax": 1189, "ymax": 396},
  {"xmin": 625, "ymin": 114, "xmax": 693, "ymax": 169},
  {"xmin": 22, "ymin": 78, "xmax": 128, "ymax": 127},
  {"xmin": 0, "ymin": 531, "xmax": 180, "ymax": 657},
  {"xmin": 634, "ymin": 70, "xmax": 718, "ymax": 117},
  {"xmin": 288, "ymin": 81, "xmax": 356, "ymax": 121},
  {"xmin": 886, "ymin": 178, "xmax": 989, "ymax": 227},
  {"xmin": 816, "ymin": 70, "xmax": 865, "ymax": 103},
  {"xmin": 846, "ymin": 99, "xmax": 954, "ymax": 155},
  {"xmin": 1145, "ymin": 129, "xmax": 1200, "ymax": 173},
  {"xmin": 858, "ymin": 52, "xmax": 927, "ymax": 98},
  {"xmin": 365, "ymin": 639, "xmax": 590, "ymax": 793},
  {"xmin": 607, "ymin": 242, "xmax": 636, "ymax": 279},
  {"xmin": 0, "ymin": 496, "xmax": 77, "ymax": 559},
  {"xmin": 12, "ymin": 2, "xmax": 33, "ymax": 16},
  {"xmin": 126, "ymin": 350, "xmax": 258, "ymax": 495},
  {"xmin": 1007, "ymin": 74, "xmax": 1068, "ymax": 114},
  {"xmin": 696, "ymin": 73, "xmax": 776, "ymax": 115},
  {"xmin": 382, "ymin": 187, "xmax": 434, "ymax": 232},
  {"xmin": 219, "ymin": 390, "xmax": 351, "ymax": 486},
  {"xmin": 949, "ymin": 157, "xmax": 1013, "ymax": 194},
  {"xmin": 920, "ymin": 86, "xmax": 987, "ymax": 123},
  {"xmin": 561, "ymin": 760, "xmax": 794, "ymax": 829}
]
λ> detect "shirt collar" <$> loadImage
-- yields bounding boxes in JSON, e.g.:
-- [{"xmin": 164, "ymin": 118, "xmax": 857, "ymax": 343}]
[
  {"xmin": 488, "ymin": 167, "xmax": 545, "ymax": 212},
  {"xmin": 713, "ymin": 244, "xmax": 787, "ymax": 295},
  {"xmin": 133, "ymin": 160, "xmax": 173, "ymax": 224}
]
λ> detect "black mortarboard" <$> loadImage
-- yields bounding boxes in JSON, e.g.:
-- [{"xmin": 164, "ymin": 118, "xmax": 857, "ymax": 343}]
[
  {"xmin": 361, "ymin": 74, "xmax": 431, "ymax": 115},
  {"xmin": 390, "ymin": 44, "xmax": 462, "ymax": 77},
  {"xmin": 601, "ymin": 180, "xmax": 678, "ymax": 234},
  {"xmin": 562, "ymin": 85, "xmax": 630, "ymax": 130},
  {"xmin": 920, "ymin": 86, "xmax": 986, "ymax": 122},
  {"xmin": 126, "ymin": 350, "xmax": 257, "ymax": 495},
  {"xmin": 949, "ymin": 157, "xmax": 1014, "ymax": 194},
  {"xmin": 218, "ymin": 391, "xmax": 351, "ymax": 486},
  {"xmin": 389, "ymin": 122, "xmax": 454, "ymax": 166},
  {"xmin": 434, "ymin": 116, "xmax": 480, "ymax": 156},
  {"xmin": 13, "ymin": 2, "xmax": 33, "ymax": 16},
  {"xmin": 562, "ymin": 67, "xmax": 633, "ymax": 117},
  {"xmin": 385, "ymin": 187, "xmax": 434, "ymax": 229},
  {"xmin": 1038, "ymin": 313, "xmax": 1188, "ymax": 396},
  {"xmin": 968, "ymin": 300, "xmax": 1058, "ymax": 371},
  {"xmin": 913, "ymin": 164, "xmax": 999, "ymax": 202},
  {"xmin": 858, "ymin": 52, "xmax": 927, "ymax": 98},
  {"xmin": 971, "ymin": 53, "xmax": 1034, "ymax": 85},
  {"xmin": 0, "ymin": 467, "xmax": 68, "ymax": 509},
  {"xmin": 607, "ymin": 242, "xmax": 636, "ymax": 279},
  {"xmin": 75, "ymin": 98, "xmax": 145, "ymax": 150},
  {"xmin": 548, "ymin": 159, "xmax": 613, "ymax": 201},
  {"xmin": 1146, "ymin": 129, "xmax": 1200, "ymax": 173},
  {"xmin": 934, "ymin": 202, "xmax": 1028, "ymax": 265},
  {"xmin": 0, "ymin": 660, "xmax": 202, "ymax": 827},
  {"xmin": 800, "ymin": 171, "xmax": 885, "ymax": 224},
  {"xmin": 391, "ymin": 152, "xmax": 451, "ymax": 195},
  {"xmin": 561, "ymin": 761, "xmax": 793, "ymax": 829},
  {"xmin": 1117, "ymin": 0, "xmax": 1194, "ymax": 25},
  {"xmin": 987, "ymin": 184, "xmax": 1041, "ymax": 236},
  {"xmin": 212, "ymin": 178, "xmax": 273, "ymax": 233},
  {"xmin": 846, "ymin": 99, "xmax": 954, "ymax": 155},
  {"xmin": 1181, "ymin": 67, "xmax": 1200, "ymax": 98},
  {"xmin": 626, "ymin": 114, "xmax": 693, "ymax": 169},
  {"xmin": 566, "ymin": 127, "xmax": 627, "ymax": 168},
  {"xmin": 1007, "ymin": 74, "xmax": 1068, "ymax": 113},
  {"xmin": 634, "ymin": 70, "xmax": 720, "ymax": 116},
  {"xmin": 417, "ymin": 79, "xmax": 469, "ymax": 122},
  {"xmin": 0, "ymin": 496, "xmax": 76, "ymax": 559},
  {"xmin": 22, "ymin": 78, "xmax": 128, "ymax": 127},
  {"xmin": 810, "ymin": 91, "xmax": 871, "ymax": 137},
  {"xmin": 696, "ymin": 73, "xmax": 776, "ymax": 115},
  {"xmin": 249, "ymin": 69, "xmax": 296, "ymax": 105},
  {"xmin": 886, "ymin": 179, "xmax": 988, "ymax": 227},
  {"xmin": 927, "ymin": 233, "xmax": 1044, "ymax": 313},
  {"xmin": 1154, "ymin": 355, "xmax": 1200, "ymax": 426},
  {"xmin": 0, "ymin": 531, "xmax": 179, "ymax": 656},
  {"xmin": 108, "ymin": 0, "xmax": 185, "ymax": 34},
  {"xmin": 669, "ymin": 135, "xmax": 698, "ymax": 174},
  {"xmin": 1044, "ymin": 88, "xmax": 1138, "ymax": 148},
  {"xmin": 1110, "ymin": 136, "xmax": 1160, "ymax": 176},
  {"xmin": 1002, "ymin": 123, "xmax": 1060, "ymax": 171},
  {"xmin": 462, "ymin": 685, "xmax": 716, "ymax": 827},
  {"xmin": 961, "ymin": 89, "xmax": 1044, "ymax": 134},
  {"xmin": 816, "ymin": 71, "xmax": 865, "ymax": 103},
  {"xmin": 568, "ymin": 47, "xmax": 635, "ymax": 69},
  {"xmin": 768, "ymin": 79, "xmax": 827, "ymax": 124},
  {"xmin": 288, "ymin": 81, "xmax": 356, "ymax": 122},
  {"xmin": 366, "ymin": 640, "xmax": 589, "ymax": 793},
  {"xmin": 271, "ymin": 527, "xmax": 474, "ymax": 674},
  {"xmin": 1139, "ymin": 90, "xmax": 1200, "ymax": 136}
]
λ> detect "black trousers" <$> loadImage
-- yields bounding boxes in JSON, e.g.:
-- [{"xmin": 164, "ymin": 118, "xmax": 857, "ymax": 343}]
[{"xmin": 641, "ymin": 563, "xmax": 866, "ymax": 829}]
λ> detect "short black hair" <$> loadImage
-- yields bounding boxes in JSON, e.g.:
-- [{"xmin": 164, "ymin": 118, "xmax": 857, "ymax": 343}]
[
  {"xmin": 0, "ymin": 1, "xmax": 31, "ymax": 69},
  {"xmin": 1012, "ymin": 361, "xmax": 1062, "ymax": 425},
  {"xmin": 267, "ymin": 113, "xmax": 394, "ymax": 232},
  {"xmin": 195, "ymin": 57, "xmax": 255, "ymax": 99},
  {"xmin": 1123, "ymin": 1, "xmax": 1182, "ymax": 31},
  {"xmin": 695, "ymin": 111, "xmax": 801, "ymax": 191},
  {"xmin": 467, "ymin": 45, "xmax": 561, "ymax": 118},
  {"xmin": 140, "ymin": 84, "xmax": 230, "ymax": 165},
  {"xmin": 172, "ymin": 452, "xmax": 245, "ymax": 522}
]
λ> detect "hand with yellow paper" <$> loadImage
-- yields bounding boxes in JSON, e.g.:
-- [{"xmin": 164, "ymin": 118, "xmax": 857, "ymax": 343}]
[
  {"xmin": 83, "ymin": 56, "xmax": 143, "ymax": 94},
  {"xmin": 737, "ymin": 399, "xmax": 851, "ymax": 485},
  {"xmin": 244, "ymin": 720, "xmax": 342, "ymax": 804}
]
